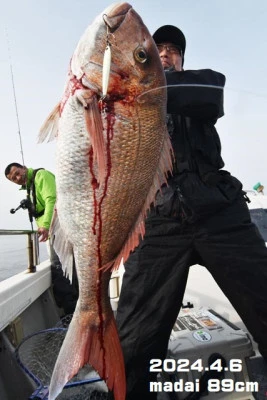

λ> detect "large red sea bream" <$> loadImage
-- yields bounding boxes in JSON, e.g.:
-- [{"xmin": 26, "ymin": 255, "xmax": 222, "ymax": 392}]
[{"xmin": 39, "ymin": 2, "xmax": 173, "ymax": 400}]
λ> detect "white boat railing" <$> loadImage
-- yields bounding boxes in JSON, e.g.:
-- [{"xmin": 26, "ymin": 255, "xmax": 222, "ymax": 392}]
[{"xmin": 0, "ymin": 229, "xmax": 40, "ymax": 273}]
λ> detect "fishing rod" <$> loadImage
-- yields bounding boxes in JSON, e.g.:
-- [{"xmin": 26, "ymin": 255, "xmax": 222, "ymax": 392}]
[
  {"xmin": 5, "ymin": 28, "xmax": 25, "ymax": 166},
  {"xmin": 6, "ymin": 29, "xmax": 35, "ymax": 232}
]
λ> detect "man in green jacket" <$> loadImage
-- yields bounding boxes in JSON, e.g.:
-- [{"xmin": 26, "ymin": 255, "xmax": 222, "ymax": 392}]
[
  {"xmin": 6, "ymin": 163, "xmax": 56, "ymax": 242},
  {"xmin": 5, "ymin": 162, "xmax": 78, "ymax": 315}
]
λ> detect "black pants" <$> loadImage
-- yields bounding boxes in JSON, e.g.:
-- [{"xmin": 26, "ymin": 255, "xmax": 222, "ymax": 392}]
[
  {"xmin": 49, "ymin": 241, "xmax": 79, "ymax": 315},
  {"xmin": 116, "ymin": 197, "xmax": 267, "ymax": 399}
]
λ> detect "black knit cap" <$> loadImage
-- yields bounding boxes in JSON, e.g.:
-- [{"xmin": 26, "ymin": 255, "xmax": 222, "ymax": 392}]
[{"xmin": 153, "ymin": 25, "xmax": 186, "ymax": 56}]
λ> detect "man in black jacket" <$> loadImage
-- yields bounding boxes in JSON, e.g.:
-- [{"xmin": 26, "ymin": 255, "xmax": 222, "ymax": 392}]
[{"xmin": 116, "ymin": 25, "xmax": 267, "ymax": 399}]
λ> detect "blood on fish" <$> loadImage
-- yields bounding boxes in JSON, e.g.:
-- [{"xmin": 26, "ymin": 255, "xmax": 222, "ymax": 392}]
[
  {"xmin": 89, "ymin": 148, "xmax": 97, "ymax": 236},
  {"xmin": 60, "ymin": 73, "xmax": 86, "ymax": 115},
  {"xmin": 88, "ymin": 100, "xmax": 116, "ymax": 378},
  {"xmin": 91, "ymin": 100, "xmax": 115, "ymax": 259}
]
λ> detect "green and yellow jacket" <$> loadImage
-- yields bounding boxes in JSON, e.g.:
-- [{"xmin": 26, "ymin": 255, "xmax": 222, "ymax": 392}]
[{"xmin": 21, "ymin": 168, "xmax": 56, "ymax": 229}]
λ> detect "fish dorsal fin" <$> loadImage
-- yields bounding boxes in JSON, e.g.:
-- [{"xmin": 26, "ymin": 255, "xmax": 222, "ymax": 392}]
[
  {"xmin": 49, "ymin": 209, "xmax": 74, "ymax": 282},
  {"xmin": 76, "ymin": 90, "xmax": 106, "ymax": 186},
  {"xmin": 38, "ymin": 102, "xmax": 61, "ymax": 143}
]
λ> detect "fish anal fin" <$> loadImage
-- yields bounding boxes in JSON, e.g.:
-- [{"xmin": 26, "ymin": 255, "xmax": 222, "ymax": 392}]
[
  {"xmin": 76, "ymin": 90, "xmax": 106, "ymax": 186},
  {"xmin": 38, "ymin": 102, "xmax": 61, "ymax": 143},
  {"xmin": 48, "ymin": 313, "xmax": 126, "ymax": 400}
]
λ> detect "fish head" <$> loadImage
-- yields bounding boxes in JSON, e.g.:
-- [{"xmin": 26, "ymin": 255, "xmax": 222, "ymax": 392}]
[{"xmin": 71, "ymin": 2, "xmax": 166, "ymax": 102}]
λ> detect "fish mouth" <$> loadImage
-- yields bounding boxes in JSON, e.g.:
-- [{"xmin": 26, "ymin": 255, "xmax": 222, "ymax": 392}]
[{"xmin": 103, "ymin": 2, "xmax": 132, "ymax": 32}]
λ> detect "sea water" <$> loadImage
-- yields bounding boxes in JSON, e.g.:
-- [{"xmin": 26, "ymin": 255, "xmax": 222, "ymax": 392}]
[{"xmin": 0, "ymin": 235, "xmax": 48, "ymax": 281}]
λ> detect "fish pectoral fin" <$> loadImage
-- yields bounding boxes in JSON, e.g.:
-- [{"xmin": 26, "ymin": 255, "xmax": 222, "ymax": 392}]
[
  {"xmin": 38, "ymin": 102, "xmax": 61, "ymax": 143},
  {"xmin": 76, "ymin": 90, "xmax": 106, "ymax": 186},
  {"xmin": 48, "ymin": 313, "xmax": 126, "ymax": 400},
  {"xmin": 50, "ymin": 210, "xmax": 74, "ymax": 282}
]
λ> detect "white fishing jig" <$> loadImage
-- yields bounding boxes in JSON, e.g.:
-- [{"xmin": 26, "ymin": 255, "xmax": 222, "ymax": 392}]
[
  {"xmin": 102, "ymin": 14, "xmax": 114, "ymax": 99},
  {"xmin": 102, "ymin": 42, "xmax": 111, "ymax": 97}
]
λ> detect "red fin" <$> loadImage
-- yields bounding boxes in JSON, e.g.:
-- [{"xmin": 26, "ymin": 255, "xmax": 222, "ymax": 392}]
[{"xmin": 48, "ymin": 312, "xmax": 126, "ymax": 400}]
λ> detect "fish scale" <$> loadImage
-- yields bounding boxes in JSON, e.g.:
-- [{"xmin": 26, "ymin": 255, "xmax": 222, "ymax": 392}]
[
  {"xmin": 98, "ymin": 101, "xmax": 168, "ymax": 262},
  {"xmin": 39, "ymin": 3, "xmax": 173, "ymax": 400}
]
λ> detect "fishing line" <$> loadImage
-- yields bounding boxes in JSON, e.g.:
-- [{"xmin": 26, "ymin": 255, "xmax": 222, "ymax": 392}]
[
  {"xmin": 5, "ymin": 28, "xmax": 25, "ymax": 166},
  {"xmin": 138, "ymin": 83, "xmax": 267, "ymax": 99}
]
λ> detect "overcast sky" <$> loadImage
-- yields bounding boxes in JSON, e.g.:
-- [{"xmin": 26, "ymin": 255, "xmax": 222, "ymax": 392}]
[{"xmin": 1, "ymin": 0, "xmax": 267, "ymax": 230}]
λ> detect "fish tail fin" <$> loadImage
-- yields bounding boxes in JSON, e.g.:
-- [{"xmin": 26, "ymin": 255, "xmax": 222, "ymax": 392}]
[{"xmin": 48, "ymin": 312, "xmax": 126, "ymax": 400}]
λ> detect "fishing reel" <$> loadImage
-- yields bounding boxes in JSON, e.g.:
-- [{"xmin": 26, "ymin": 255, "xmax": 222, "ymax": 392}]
[
  {"xmin": 10, "ymin": 198, "xmax": 31, "ymax": 214},
  {"xmin": 10, "ymin": 197, "xmax": 34, "ymax": 229}
]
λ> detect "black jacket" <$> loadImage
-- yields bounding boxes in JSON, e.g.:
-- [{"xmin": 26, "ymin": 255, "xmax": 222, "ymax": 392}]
[{"xmin": 152, "ymin": 69, "xmax": 243, "ymax": 222}]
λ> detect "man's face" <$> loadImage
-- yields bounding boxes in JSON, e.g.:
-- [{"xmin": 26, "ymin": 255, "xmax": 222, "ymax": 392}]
[
  {"xmin": 156, "ymin": 42, "xmax": 183, "ymax": 71},
  {"xmin": 7, "ymin": 166, "xmax": 27, "ymax": 186}
]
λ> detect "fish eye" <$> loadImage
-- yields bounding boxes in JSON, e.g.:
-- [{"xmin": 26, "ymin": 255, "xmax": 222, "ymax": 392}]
[{"xmin": 134, "ymin": 46, "xmax": 148, "ymax": 64}]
